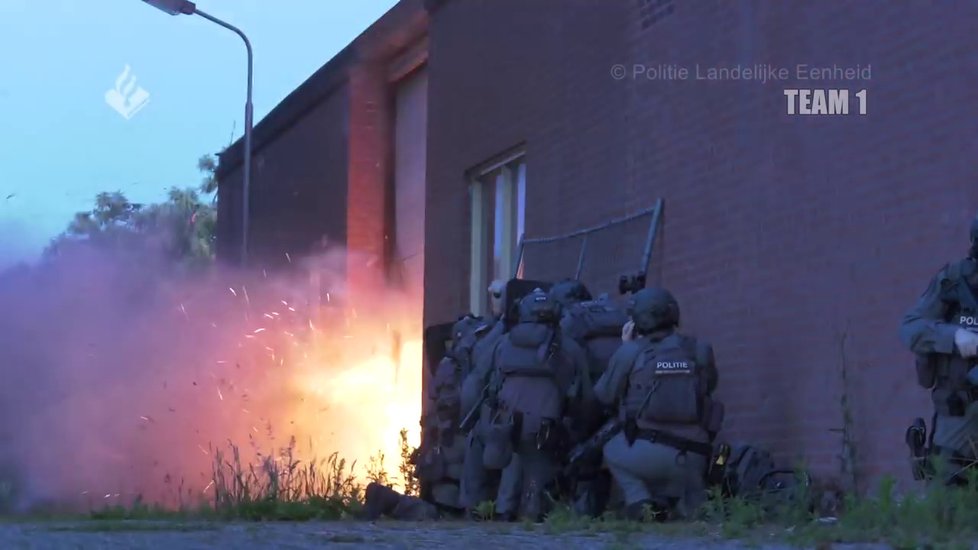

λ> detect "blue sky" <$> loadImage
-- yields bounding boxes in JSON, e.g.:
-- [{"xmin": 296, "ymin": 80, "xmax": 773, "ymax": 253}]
[{"xmin": 0, "ymin": 0, "xmax": 398, "ymax": 267}]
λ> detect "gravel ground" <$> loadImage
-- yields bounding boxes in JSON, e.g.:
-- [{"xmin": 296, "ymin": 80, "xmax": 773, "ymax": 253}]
[{"xmin": 0, "ymin": 520, "xmax": 896, "ymax": 550}]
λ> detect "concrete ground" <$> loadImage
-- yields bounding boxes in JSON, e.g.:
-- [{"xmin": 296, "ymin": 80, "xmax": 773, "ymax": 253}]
[{"xmin": 0, "ymin": 520, "xmax": 894, "ymax": 550}]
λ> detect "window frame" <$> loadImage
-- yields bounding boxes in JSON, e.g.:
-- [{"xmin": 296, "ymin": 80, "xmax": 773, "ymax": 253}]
[{"xmin": 468, "ymin": 152, "xmax": 526, "ymax": 316}]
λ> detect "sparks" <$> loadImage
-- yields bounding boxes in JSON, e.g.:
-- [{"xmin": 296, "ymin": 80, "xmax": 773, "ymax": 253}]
[
  {"xmin": 242, "ymin": 286, "xmax": 251, "ymax": 306},
  {"xmin": 285, "ymin": 252, "xmax": 292, "ymax": 263},
  {"xmin": 198, "ymin": 445, "xmax": 209, "ymax": 456},
  {"xmin": 253, "ymin": 328, "xmax": 266, "ymax": 334},
  {"xmin": 263, "ymin": 313, "xmax": 274, "ymax": 320},
  {"xmin": 202, "ymin": 480, "xmax": 215, "ymax": 494},
  {"xmin": 218, "ymin": 389, "xmax": 224, "ymax": 401},
  {"xmin": 179, "ymin": 303, "xmax": 189, "ymax": 320},
  {"xmin": 229, "ymin": 287, "xmax": 237, "ymax": 297}
]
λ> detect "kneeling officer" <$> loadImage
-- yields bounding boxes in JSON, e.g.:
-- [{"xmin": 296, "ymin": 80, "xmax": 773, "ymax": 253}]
[{"xmin": 594, "ymin": 287, "xmax": 721, "ymax": 520}]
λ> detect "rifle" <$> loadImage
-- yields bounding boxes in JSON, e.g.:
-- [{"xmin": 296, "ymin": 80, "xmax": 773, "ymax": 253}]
[
  {"xmin": 458, "ymin": 384, "xmax": 489, "ymax": 433},
  {"xmin": 565, "ymin": 417, "xmax": 622, "ymax": 473}
]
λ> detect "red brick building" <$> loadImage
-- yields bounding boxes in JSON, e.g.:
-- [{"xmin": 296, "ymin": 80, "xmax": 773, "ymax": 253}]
[{"xmin": 218, "ymin": 0, "xmax": 978, "ymax": 491}]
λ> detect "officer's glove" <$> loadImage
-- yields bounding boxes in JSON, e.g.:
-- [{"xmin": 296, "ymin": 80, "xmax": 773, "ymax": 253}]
[
  {"xmin": 622, "ymin": 320, "xmax": 636, "ymax": 343},
  {"xmin": 954, "ymin": 328, "xmax": 978, "ymax": 358}
]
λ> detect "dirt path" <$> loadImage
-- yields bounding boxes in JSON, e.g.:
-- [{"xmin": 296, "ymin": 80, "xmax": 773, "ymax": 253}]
[{"xmin": 0, "ymin": 520, "xmax": 895, "ymax": 550}]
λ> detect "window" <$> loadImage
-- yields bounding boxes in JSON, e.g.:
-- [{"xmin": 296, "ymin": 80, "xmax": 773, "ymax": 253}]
[{"xmin": 469, "ymin": 154, "xmax": 526, "ymax": 316}]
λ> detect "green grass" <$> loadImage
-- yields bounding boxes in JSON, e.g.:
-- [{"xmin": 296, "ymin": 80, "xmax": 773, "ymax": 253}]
[
  {"xmin": 535, "ymin": 463, "xmax": 978, "ymax": 547},
  {"xmin": 10, "ymin": 428, "xmax": 978, "ymax": 548},
  {"xmin": 0, "ymin": 433, "xmax": 408, "ymax": 524}
]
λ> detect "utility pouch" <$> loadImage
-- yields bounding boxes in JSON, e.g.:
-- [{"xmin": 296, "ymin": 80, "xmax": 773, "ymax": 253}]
[
  {"xmin": 482, "ymin": 415, "xmax": 516, "ymax": 470},
  {"xmin": 623, "ymin": 417, "xmax": 638, "ymax": 447},
  {"xmin": 931, "ymin": 388, "xmax": 965, "ymax": 417},
  {"xmin": 947, "ymin": 391, "xmax": 966, "ymax": 417},
  {"xmin": 915, "ymin": 354, "xmax": 937, "ymax": 389}
]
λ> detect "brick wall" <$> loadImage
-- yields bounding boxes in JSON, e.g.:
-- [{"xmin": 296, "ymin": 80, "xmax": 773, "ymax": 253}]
[
  {"xmin": 346, "ymin": 64, "xmax": 395, "ymax": 296},
  {"xmin": 425, "ymin": 0, "xmax": 978, "ymax": 490},
  {"xmin": 424, "ymin": 0, "xmax": 632, "ymax": 321},
  {"xmin": 216, "ymin": 84, "xmax": 351, "ymax": 270}
]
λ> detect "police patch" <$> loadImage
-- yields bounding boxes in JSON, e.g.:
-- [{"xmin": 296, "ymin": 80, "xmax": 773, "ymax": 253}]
[{"xmin": 655, "ymin": 360, "xmax": 691, "ymax": 373}]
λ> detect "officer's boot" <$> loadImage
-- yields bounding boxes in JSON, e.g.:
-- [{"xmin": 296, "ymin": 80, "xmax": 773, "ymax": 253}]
[
  {"xmin": 624, "ymin": 497, "xmax": 670, "ymax": 522},
  {"xmin": 362, "ymin": 482, "xmax": 402, "ymax": 520},
  {"xmin": 521, "ymin": 481, "xmax": 546, "ymax": 523}
]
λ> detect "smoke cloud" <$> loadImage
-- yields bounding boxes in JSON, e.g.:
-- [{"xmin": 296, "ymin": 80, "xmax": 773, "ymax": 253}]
[{"xmin": 0, "ymin": 240, "xmax": 423, "ymax": 511}]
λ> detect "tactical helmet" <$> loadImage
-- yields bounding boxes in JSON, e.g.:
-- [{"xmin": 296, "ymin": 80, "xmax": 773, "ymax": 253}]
[
  {"xmin": 626, "ymin": 287, "xmax": 680, "ymax": 333},
  {"xmin": 549, "ymin": 279, "xmax": 593, "ymax": 307},
  {"xmin": 517, "ymin": 288, "xmax": 562, "ymax": 325}
]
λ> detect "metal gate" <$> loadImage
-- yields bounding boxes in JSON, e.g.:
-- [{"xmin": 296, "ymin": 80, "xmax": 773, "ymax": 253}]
[{"xmin": 513, "ymin": 198, "xmax": 664, "ymax": 295}]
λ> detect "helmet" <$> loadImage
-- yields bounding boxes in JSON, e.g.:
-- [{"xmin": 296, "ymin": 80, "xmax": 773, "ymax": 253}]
[
  {"xmin": 517, "ymin": 288, "xmax": 562, "ymax": 325},
  {"xmin": 549, "ymin": 279, "xmax": 593, "ymax": 307},
  {"xmin": 626, "ymin": 287, "xmax": 679, "ymax": 333}
]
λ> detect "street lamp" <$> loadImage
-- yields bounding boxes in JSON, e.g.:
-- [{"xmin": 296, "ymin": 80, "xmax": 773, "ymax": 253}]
[{"xmin": 142, "ymin": 0, "xmax": 254, "ymax": 266}]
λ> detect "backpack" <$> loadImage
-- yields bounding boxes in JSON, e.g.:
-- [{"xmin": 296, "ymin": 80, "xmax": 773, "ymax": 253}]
[
  {"xmin": 629, "ymin": 333, "xmax": 705, "ymax": 426},
  {"xmin": 431, "ymin": 356, "xmax": 462, "ymax": 422},
  {"xmin": 495, "ymin": 326, "xmax": 579, "ymax": 424},
  {"xmin": 564, "ymin": 300, "xmax": 628, "ymax": 379},
  {"xmin": 723, "ymin": 445, "xmax": 812, "ymax": 510}
]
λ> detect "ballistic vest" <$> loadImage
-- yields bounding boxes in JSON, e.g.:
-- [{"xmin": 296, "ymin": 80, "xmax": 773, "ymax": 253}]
[
  {"xmin": 930, "ymin": 259, "xmax": 978, "ymax": 409},
  {"xmin": 622, "ymin": 332, "xmax": 708, "ymax": 427}
]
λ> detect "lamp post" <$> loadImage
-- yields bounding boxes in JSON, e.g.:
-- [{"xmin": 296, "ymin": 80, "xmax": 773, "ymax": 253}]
[{"xmin": 142, "ymin": 0, "xmax": 253, "ymax": 266}]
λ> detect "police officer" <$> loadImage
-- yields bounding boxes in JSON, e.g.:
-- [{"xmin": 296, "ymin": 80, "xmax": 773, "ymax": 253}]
[
  {"xmin": 483, "ymin": 289, "xmax": 593, "ymax": 522},
  {"xmin": 594, "ymin": 287, "xmax": 720, "ymax": 521},
  {"xmin": 550, "ymin": 279, "xmax": 628, "ymax": 516},
  {"xmin": 458, "ymin": 280, "xmax": 509, "ymax": 515},
  {"xmin": 365, "ymin": 315, "xmax": 491, "ymax": 520},
  {"xmin": 470, "ymin": 279, "xmax": 508, "ymax": 370},
  {"xmin": 900, "ymin": 213, "xmax": 978, "ymax": 482}
]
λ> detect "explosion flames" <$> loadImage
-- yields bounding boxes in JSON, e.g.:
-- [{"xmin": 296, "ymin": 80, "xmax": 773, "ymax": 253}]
[{"xmin": 0, "ymin": 244, "xmax": 422, "ymax": 511}]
